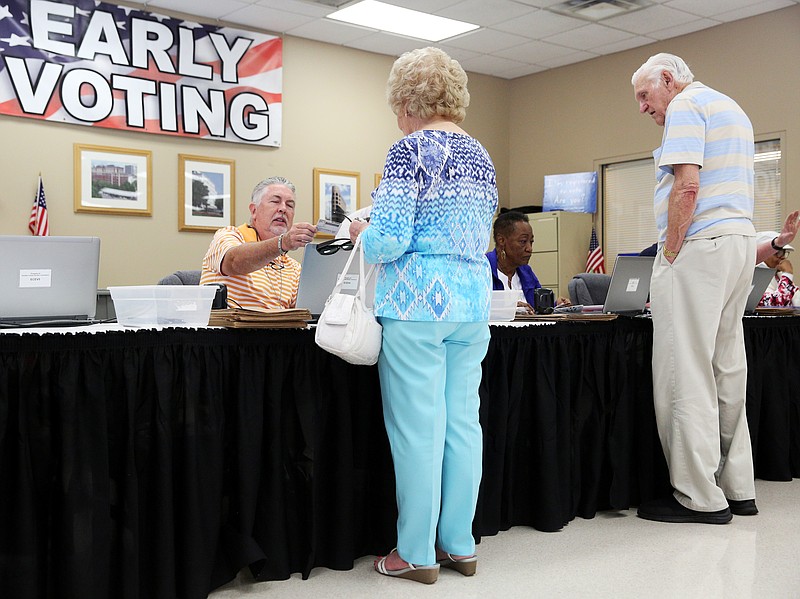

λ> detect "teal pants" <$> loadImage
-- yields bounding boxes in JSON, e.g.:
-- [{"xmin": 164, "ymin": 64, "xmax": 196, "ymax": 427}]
[{"xmin": 378, "ymin": 318, "xmax": 490, "ymax": 566}]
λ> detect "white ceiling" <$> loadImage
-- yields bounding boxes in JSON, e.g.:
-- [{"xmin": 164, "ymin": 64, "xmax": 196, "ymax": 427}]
[{"xmin": 123, "ymin": 0, "xmax": 799, "ymax": 79}]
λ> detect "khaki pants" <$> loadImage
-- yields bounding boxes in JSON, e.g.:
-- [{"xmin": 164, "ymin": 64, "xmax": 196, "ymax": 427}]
[{"xmin": 650, "ymin": 235, "xmax": 756, "ymax": 511}]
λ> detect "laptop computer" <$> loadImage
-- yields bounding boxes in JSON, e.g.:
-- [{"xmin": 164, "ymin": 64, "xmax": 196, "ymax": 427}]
[
  {"xmin": 582, "ymin": 255, "xmax": 654, "ymax": 315},
  {"xmin": 744, "ymin": 266, "xmax": 776, "ymax": 315},
  {"xmin": 0, "ymin": 235, "xmax": 101, "ymax": 326},
  {"xmin": 295, "ymin": 243, "xmax": 376, "ymax": 319}
]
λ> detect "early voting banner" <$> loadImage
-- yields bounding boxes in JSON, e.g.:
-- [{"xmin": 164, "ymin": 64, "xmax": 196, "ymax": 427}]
[
  {"xmin": 543, "ymin": 171, "xmax": 597, "ymax": 213},
  {"xmin": 0, "ymin": 0, "xmax": 283, "ymax": 146}
]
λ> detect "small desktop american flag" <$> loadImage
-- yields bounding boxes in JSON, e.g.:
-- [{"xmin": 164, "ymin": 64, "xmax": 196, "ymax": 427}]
[
  {"xmin": 28, "ymin": 176, "xmax": 49, "ymax": 237},
  {"xmin": 586, "ymin": 226, "xmax": 605, "ymax": 274}
]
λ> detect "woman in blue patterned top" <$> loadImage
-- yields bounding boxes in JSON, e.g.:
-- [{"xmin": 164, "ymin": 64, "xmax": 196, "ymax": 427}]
[{"xmin": 350, "ymin": 47, "xmax": 498, "ymax": 585}]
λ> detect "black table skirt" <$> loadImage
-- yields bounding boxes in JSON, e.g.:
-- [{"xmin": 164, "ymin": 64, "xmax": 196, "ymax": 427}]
[{"xmin": 1, "ymin": 318, "xmax": 798, "ymax": 599}]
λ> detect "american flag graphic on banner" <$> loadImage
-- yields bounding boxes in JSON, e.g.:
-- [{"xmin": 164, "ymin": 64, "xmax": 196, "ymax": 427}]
[
  {"xmin": 29, "ymin": 175, "xmax": 49, "ymax": 236},
  {"xmin": 586, "ymin": 226, "xmax": 605, "ymax": 274},
  {"xmin": 0, "ymin": 0, "xmax": 282, "ymax": 146}
]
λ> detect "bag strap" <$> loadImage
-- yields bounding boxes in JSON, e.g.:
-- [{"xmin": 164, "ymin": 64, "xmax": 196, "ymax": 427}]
[
  {"xmin": 355, "ymin": 237, "xmax": 376, "ymax": 301},
  {"xmin": 330, "ymin": 237, "xmax": 360, "ymax": 295},
  {"xmin": 328, "ymin": 236, "xmax": 376, "ymax": 300}
]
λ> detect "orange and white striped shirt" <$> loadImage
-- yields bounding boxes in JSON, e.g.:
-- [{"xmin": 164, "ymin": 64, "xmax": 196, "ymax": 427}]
[{"xmin": 201, "ymin": 224, "xmax": 301, "ymax": 311}]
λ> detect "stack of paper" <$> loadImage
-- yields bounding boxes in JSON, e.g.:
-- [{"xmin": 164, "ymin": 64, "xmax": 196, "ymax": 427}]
[
  {"xmin": 208, "ymin": 308, "xmax": 312, "ymax": 329},
  {"xmin": 513, "ymin": 312, "xmax": 618, "ymax": 322},
  {"xmin": 753, "ymin": 307, "xmax": 798, "ymax": 316}
]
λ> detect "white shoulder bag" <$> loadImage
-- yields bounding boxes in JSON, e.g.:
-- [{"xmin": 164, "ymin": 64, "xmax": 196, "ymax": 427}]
[{"xmin": 314, "ymin": 236, "xmax": 382, "ymax": 365}]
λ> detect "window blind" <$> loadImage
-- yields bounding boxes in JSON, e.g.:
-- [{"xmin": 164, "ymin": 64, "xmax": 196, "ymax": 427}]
[
  {"xmin": 753, "ymin": 139, "xmax": 782, "ymax": 232},
  {"xmin": 603, "ymin": 158, "xmax": 657, "ymax": 264},
  {"xmin": 602, "ymin": 140, "xmax": 782, "ymax": 264}
]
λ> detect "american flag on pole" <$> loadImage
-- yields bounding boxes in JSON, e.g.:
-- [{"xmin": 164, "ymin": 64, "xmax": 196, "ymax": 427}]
[
  {"xmin": 586, "ymin": 226, "xmax": 605, "ymax": 274},
  {"xmin": 28, "ymin": 175, "xmax": 49, "ymax": 236}
]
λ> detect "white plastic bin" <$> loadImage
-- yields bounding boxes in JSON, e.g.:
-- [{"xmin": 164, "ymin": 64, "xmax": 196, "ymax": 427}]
[
  {"xmin": 108, "ymin": 285, "xmax": 216, "ymax": 327},
  {"xmin": 490, "ymin": 289, "xmax": 524, "ymax": 321}
]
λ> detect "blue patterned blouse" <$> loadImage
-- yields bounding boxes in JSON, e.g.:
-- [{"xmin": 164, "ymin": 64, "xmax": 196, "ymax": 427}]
[{"xmin": 360, "ymin": 129, "xmax": 498, "ymax": 321}]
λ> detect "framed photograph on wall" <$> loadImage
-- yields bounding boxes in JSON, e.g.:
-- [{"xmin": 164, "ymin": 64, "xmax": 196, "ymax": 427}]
[
  {"xmin": 178, "ymin": 155, "xmax": 235, "ymax": 232},
  {"xmin": 374, "ymin": 173, "xmax": 382, "ymax": 189},
  {"xmin": 313, "ymin": 168, "xmax": 360, "ymax": 237},
  {"xmin": 74, "ymin": 144, "xmax": 152, "ymax": 215}
]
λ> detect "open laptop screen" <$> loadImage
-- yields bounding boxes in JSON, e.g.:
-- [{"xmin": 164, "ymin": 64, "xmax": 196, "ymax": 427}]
[
  {"xmin": 602, "ymin": 255, "xmax": 655, "ymax": 315},
  {"xmin": 744, "ymin": 266, "xmax": 776, "ymax": 314},
  {"xmin": 0, "ymin": 235, "xmax": 100, "ymax": 324},
  {"xmin": 295, "ymin": 243, "xmax": 375, "ymax": 318}
]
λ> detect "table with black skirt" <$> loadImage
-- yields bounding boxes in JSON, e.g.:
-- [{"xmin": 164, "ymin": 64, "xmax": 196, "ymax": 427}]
[{"xmin": 0, "ymin": 317, "xmax": 798, "ymax": 599}]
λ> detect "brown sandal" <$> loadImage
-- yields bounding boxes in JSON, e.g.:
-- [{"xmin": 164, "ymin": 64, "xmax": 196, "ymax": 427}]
[{"xmin": 437, "ymin": 552, "xmax": 478, "ymax": 576}]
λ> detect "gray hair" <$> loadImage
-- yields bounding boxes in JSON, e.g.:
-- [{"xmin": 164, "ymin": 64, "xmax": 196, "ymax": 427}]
[
  {"xmin": 631, "ymin": 53, "xmax": 694, "ymax": 87},
  {"xmin": 250, "ymin": 176, "xmax": 296, "ymax": 207}
]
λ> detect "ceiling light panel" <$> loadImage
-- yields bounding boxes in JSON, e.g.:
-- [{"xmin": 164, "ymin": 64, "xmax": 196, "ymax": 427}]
[{"xmin": 326, "ymin": 0, "xmax": 480, "ymax": 42}]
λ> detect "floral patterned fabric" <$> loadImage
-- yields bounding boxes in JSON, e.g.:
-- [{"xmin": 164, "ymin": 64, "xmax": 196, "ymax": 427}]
[
  {"xmin": 758, "ymin": 272, "xmax": 799, "ymax": 307},
  {"xmin": 360, "ymin": 130, "xmax": 498, "ymax": 321}
]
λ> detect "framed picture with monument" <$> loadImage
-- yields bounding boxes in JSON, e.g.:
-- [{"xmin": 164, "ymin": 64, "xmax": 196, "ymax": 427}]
[{"xmin": 313, "ymin": 168, "xmax": 360, "ymax": 238}]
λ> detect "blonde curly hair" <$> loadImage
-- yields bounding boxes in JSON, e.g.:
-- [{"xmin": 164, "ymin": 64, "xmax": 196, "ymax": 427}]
[{"xmin": 386, "ymin": 47, "xmax": 470, "ymax": 124}]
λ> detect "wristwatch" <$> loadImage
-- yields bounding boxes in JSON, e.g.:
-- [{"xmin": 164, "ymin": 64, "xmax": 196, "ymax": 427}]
[
  {"xmin": 278, "ymin": 233, "xmax": 288, "ymax": 255},
  {"xmin": 663, "ymin": 247, "xmax": 679, "ymax": 258},
  {"xmin": 771, "ymin": 237, "xmax": 785, "ymax": 251}
]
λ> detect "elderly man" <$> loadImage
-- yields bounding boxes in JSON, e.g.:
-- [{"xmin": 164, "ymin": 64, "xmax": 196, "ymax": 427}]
[
  {"xmin": 201, "ymin": 176, "xmax": 316, "ymax": 310},
  {"xmin": 632, "ymin": 53, "xmax": 757, "ymax": 524}
]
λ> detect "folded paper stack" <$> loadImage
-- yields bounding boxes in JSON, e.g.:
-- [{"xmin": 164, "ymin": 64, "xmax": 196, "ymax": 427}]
[{"xmin": 208, "ymin": 308, "xmax": 312, "ymax": 329}]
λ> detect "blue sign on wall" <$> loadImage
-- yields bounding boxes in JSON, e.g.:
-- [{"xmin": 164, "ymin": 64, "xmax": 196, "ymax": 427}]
[{"xmin": 543, "ymin": 172, "xmax": 597, "ymax": 213}]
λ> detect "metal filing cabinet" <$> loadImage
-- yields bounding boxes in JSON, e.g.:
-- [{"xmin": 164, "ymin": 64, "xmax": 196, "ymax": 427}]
[{"xmin": 529, "ymin": 211, "xmax": 593, "ymax": 299}]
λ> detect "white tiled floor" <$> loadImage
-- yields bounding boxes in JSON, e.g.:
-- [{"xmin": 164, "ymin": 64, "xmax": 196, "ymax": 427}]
[{"xmin": 210, "ymin": 478, "xmax": 800, "ymax": 599}]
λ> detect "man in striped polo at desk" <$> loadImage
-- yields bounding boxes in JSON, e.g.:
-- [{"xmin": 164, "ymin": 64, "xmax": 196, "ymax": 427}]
[
  {"xmin": 201, "ymin": 176, "xmax": 317, "ymax": 310},
  {"xmin": 631, "ymin": 53, "xmax": 758, "ymax": 524}
]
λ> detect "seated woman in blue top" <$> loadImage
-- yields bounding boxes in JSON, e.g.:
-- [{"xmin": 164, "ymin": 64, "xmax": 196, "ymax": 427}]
[
  {"xmin": 487, "ymin": 211, "xmax": 569, "ymax": 309},
  {"xmin": 487, "ymin": 211, "xmax": 540, "ymax": 309}
]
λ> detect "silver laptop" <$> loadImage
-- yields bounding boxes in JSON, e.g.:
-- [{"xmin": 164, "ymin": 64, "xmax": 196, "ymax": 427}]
[
  {"xmin": 744, "ymin": 266, "xmax": 776, "ymax": 314},
  {"xmin": 295, "ymin": 242, "xmax": 376, "ymax": 318},
  {"xmin": 602, "ymin": 255, "xmax": 655, "ymax": 315},
  {"xmin": 0, "ymin": 236, "xmax": 101, "ymax": 325}
]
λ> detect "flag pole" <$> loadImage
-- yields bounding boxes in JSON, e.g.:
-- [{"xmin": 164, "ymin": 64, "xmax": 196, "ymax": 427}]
[{"xmin": 29, "ymin": 174, "xmax": 50, "ymax": 236}]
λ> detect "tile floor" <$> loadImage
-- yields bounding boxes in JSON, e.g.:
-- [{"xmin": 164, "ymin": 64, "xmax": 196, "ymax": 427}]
[{"xmin": 210, "ymin": 478, "xmax": 800, "ymax": 599}]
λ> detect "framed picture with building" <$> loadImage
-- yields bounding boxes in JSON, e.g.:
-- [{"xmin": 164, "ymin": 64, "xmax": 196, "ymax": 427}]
[
  {"xmin": 73, "ymin": 144, "xmax": 152, "ymax": 215},
  {"xmin": 313, "ymin": 168, "xmax": 360, "ymax": 238},
  {"xmin": 178, "ymin": 155, "xmax": 235, "ymax": 232}
]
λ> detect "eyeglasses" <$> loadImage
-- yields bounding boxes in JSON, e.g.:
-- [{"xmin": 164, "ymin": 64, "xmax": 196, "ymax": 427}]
[
  {"xmin": 333, "ymin": 206, "xmax": 352, "ymax": 223},
  {"xmin": 775, "ymin": 248, "xmax": 788, "ymax": 259},
  {"xmin": 316, "ymin": 238, "xmax": 354, "ymax": 255}
]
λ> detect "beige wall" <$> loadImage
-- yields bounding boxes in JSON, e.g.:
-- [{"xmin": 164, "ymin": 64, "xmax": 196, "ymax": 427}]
[
  {"xmin": 0, "ymin": 35, "xmax": 509, "ymax": 287},
  {"xmin": 0, "ymin": 4, "xmax": 796, "ymax": 286},
  {"xmin": 508, "ymin": 4, "xmax": 800, "ymax": 225}
]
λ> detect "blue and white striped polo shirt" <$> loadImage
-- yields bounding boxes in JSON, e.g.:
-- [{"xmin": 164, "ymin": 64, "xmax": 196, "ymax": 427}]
[{"xmin": 653, "ymin": 81, "xmax": 755, "ymax": 243}]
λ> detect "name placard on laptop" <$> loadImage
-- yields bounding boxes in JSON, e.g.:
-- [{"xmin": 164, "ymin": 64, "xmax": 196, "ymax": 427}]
[{"xmin": 19, "ymin": 269, "xmax": 52, "ymax": 288}]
